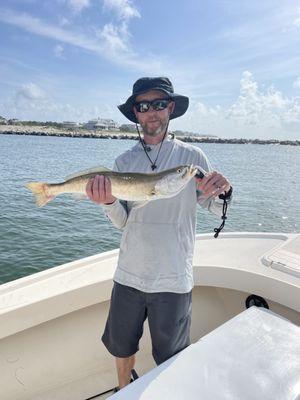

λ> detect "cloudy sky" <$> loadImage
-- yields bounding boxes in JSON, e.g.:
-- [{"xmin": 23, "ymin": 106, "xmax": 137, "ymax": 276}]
[{"xmin": 0, "ymin": 0, "xmax": 300, "ymax": 139}]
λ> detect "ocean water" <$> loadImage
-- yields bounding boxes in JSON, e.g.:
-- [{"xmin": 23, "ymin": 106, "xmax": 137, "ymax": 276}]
[{"xmin": 0, "ymin": 134, "xmax": 299, "ymax": 285}]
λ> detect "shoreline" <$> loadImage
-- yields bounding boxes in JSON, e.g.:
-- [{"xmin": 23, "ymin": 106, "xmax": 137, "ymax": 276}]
[{"xmin": 0, "ymin": 125, "xmax": 299, "ymax": 146}]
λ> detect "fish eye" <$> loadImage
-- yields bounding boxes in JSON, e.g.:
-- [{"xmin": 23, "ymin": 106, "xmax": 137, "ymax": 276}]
[{"xmin": 177, "ymin": 168, "xmax": 182, "ymax": 173}]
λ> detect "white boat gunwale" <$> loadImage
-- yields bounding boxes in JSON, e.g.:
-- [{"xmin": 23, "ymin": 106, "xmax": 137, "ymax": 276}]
[{"xmin": 0, "ymin": 232, "xmax": 299, "ymax": 341}]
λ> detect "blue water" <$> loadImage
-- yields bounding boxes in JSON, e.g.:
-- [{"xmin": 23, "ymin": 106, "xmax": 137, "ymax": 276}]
[{"xmin": 0, "ymin": 134, "xmax": 299, "ymax": 285}]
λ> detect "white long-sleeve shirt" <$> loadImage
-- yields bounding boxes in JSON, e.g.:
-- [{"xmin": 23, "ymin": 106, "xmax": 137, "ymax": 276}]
[{"xmin": 102, "ymin": 135, "xmax": 232, "ymax": 293}]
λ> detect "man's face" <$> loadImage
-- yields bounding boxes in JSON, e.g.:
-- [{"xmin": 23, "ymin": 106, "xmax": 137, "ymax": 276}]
[{"xmin": 133, "ymin": 90, "xmax": 175, "ymax": 137}]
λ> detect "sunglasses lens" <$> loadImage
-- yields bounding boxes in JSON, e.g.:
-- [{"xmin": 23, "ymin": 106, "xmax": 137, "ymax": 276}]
[
  {"xmin": 152, "ymin": 99, "xmax": 170, "ymax": 110},
  {"xmin": 136, "ymin": 102, "xmax": 150, "ymax": 113},
  {"xmin": 135, "ymin": 99, "xmax": 170, "ymax": 113}
]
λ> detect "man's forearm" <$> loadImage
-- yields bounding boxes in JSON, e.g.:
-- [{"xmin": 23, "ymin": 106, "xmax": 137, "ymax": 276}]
[{"xmin": 102, "ymin": 199, "xmax": 128, "ymax": 229}]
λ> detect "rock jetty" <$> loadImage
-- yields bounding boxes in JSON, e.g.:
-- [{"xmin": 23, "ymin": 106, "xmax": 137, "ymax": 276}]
[{"xmin": 0, "ymin": 125, "xmax": 299, "ymax": 146}]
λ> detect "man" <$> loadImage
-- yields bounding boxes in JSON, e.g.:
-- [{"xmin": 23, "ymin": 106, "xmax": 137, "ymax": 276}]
[{"xmin": 86, "ymin": 77, "xmax": 232, "ymax": 390}]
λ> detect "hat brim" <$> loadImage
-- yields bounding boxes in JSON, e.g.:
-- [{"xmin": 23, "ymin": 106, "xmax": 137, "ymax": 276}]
[{"xmin": 118, "ymin": 89, "xmax": 189, "ymax": 123}]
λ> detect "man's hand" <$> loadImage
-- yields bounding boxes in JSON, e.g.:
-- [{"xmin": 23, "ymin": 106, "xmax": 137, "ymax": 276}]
[
  {"xmin": 196, "ymin": 171, "xmax": 231, "ymax": 198},
  {"xmin": 86, "ymin": 175, "xmax": 116, "ymax": 205}
]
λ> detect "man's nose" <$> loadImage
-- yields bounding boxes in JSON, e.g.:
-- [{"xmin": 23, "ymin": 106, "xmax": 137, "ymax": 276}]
[{"xmin": 147, "ymin": 106, "xmax": 157, "ymax": 114}]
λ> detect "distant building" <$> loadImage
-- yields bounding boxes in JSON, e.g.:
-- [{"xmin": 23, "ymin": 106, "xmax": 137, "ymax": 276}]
[
  {"xmin": 0, "ymin": 116, "xmax": 7, "ymax": 125},
  {"xmin": 63, "ymin": 121, "xmax": 79, "ymax": 128},
  {"xmin": 84, "ymin": 118, "xmax": 118, "ymax": 130}
]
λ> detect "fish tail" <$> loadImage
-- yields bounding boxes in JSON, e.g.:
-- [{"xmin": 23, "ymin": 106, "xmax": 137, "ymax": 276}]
[{"xmin": 25, "ymin": 182, "xmax": 54, "ymax": 207}]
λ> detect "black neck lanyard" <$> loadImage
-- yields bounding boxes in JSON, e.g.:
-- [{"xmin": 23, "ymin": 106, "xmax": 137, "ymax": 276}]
[
  {"xmin": 136, "ymin": 125, "xmax": 232, "ymax": 238},
  {"xmin": 136, "ymin": 123, "xmax": 169, "ymax": 170}
]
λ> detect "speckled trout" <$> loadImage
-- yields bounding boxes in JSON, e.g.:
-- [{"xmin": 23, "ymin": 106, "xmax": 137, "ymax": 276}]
[{"xmin": 25, "ymin": 165, "xmax": 198, "ymax": 207}]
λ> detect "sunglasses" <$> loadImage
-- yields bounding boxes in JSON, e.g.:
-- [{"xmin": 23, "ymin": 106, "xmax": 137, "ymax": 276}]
[{"xmin": 134, "ymin": 98, "xmax": 171, "ymax": 113}]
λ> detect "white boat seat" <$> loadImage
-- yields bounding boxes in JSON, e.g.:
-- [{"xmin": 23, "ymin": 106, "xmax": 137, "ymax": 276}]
[
  {"xmin": 111, "ymin": 307, "xmax": 300, "ymax": 399},
  {"xmin": 262, "ymin": 235, "xmax": 300, "ymax": 277}
]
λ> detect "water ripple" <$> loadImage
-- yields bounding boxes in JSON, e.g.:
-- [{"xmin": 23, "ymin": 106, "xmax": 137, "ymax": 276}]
[{"xmin": 0, "ymin": 135, "xmax": 299, "ymax": 284}]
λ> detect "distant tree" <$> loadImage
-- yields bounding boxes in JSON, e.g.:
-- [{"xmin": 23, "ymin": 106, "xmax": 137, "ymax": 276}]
[
  {"xmin": 173, "ymin": 130, "xmax": 184, "ymax": 135},
  {"xmin": 120, "ymin": 124, "xmax": 136, "ymax": 133}
]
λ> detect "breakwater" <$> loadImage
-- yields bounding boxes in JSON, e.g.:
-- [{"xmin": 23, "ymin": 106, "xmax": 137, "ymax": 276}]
[{"xmin": 0, "ymin": 125, "xmax": 299, "ymax": 146}]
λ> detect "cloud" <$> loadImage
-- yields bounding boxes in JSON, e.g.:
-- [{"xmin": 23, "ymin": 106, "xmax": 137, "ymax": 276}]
[
  {"xmin": 54, "ymin": 44, "xmax": 65, "ymax": 59},
  {"xmin": 13, "ymin": 83, "xmax": 47, "ymax": 113},
  {"xmin": 237, "ymin": 75, "xmax": 299, "ymax": 132},
  {"xmin": 65, "ymin": 0, "xmax": 90, "ymax": 14},
  {"xmin": 0, "ymin": 9, "xmax": 101, "ymax": 51},
  {"xmin": 99, "ymin": 0, "xmax": 142, "ymax": 68},
  {"xmin": 6, "ymin": 82, "xmax": 51, "ymax": 119},
  {"xmin": 0, "ymin": 55, "xmax": 43, "ymax": 74},
  {"xmin": 103, "ymin": 0, "xmax": 140, "ymax": 21},
  {"xmin": 98, "ymin": 23, "xmax": 129, "ymax": 53},
  {"xmin": 227, "ymin": 71, "xmax": 290, "ymax": 125},
  {"xmin": 17, "ymin": 83, "xmax": 46, "ymax": 101},
  {"xmin": 59, "ymin": 16, "xmax": 70, "ymax": 26},
  {"xmin": 175, "ymin": 71, "xmax": 300, "ymax": 140},
  {"xmin": 1, "ymin": 82, "xmax": 114, "ymax": 122},
  {"xmin": 294, "ymin": 7, "xmax": 300, "ymax": 27},
  {"xmin": 0, "ymin": 8, "xmax": 162, "ymax": 72},
  {"xmin": 293, "ymin": 76, "xmax": 300, "ymax": 89},
  {"xmin": 194, "ymin": 102, "xmax": 220, "ymax": 118}
]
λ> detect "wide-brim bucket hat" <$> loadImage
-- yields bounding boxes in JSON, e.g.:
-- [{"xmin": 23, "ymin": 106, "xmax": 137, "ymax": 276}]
[{"xmin": 118, "ymin": 77, "xmax": 189, "ymax": 123}]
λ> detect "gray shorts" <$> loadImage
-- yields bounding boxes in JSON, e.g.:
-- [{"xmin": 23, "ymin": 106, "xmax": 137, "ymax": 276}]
[{"xmin": 101, "ymin": 282, "xmax": 192, "ymax": 365}]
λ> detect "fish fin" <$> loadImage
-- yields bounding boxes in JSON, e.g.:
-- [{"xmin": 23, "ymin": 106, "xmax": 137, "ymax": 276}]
[
  {"xmin": 25, "ymin": 182, "xmax": 54, "ymax": 207},
  {"xmin": 65, "ymin": 166, "xmax": 112, "ymax": 180}
]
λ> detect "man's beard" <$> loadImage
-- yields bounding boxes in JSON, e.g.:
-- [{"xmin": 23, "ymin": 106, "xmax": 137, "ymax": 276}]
[{"xmin": 141, "ymin": 119, "xmax": 168, "ymax": 137}]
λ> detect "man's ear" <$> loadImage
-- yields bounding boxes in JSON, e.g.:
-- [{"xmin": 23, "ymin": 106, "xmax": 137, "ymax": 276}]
[
  {"xmin": 133, "ymin": 106, "xmax": 138, "ymax": 119},
  {"xmin": 169, "ymin": 101, "xmax": 175, "ymax": 116}
]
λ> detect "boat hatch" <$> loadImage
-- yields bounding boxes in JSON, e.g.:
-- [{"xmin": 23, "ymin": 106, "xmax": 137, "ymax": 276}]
[{"xmin": 262, "ymin": 235, "xmax": 300, "ymax": 278}]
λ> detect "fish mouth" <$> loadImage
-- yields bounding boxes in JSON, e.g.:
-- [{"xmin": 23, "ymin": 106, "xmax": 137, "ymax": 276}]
[
  {"xmin": 181, "ymin": 167, "xmax": 188, "ymax": 179},
  {"xmin": 190, "ymin": 164, "xmax": 198, "ymax": 176},
  {"xmin": 181, "ymin": 165, "xmax": 196, "ymax": 179}
]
